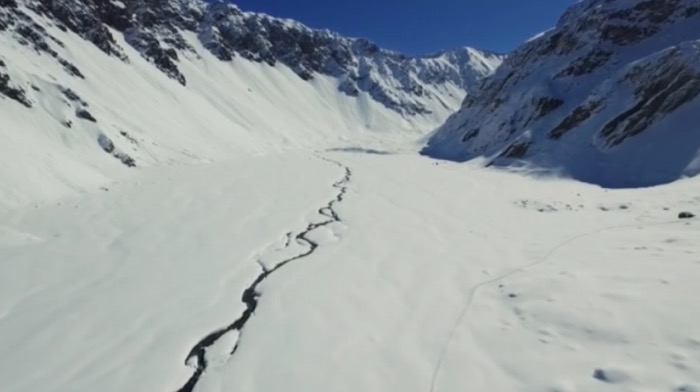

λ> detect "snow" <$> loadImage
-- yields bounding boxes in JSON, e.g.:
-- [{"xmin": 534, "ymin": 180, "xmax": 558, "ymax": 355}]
[
  {"xmin": 1, "ymin": 149, "xmax": 699, "ymax": 392},
  {"xmin": 224, "ymin": 152, "xmax": 700, "ymax": 392},
  {"xmin": 0, "ymin": 16, "xmax": 464, "ymax": 209},
  {"xmin": 0, "ymin": 154, "xmax": 340, "ymax": 392},
  {"xmin": 525, "ymin": 28, "xmax": 554, "ymax": 43},
  {"xmin": 2, "ymin": 2, "xmax": 700, "ymax": 392},
  {"xmin": 423, "ymin": 0, "xmax": 700, "ymax": 188}
]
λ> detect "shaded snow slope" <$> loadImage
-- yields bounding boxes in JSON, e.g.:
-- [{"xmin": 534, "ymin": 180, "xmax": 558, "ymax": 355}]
[{"xmin": 423, "ymin": 0, "xmax": 700, "ymax": 188}]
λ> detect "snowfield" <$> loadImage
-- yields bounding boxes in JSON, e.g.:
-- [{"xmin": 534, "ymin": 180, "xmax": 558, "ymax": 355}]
[{"xmin": 1, "ymin": 150, "xmax": 699, "ymax": 392}]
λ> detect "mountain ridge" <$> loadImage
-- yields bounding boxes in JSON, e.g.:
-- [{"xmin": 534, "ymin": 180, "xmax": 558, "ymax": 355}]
[
  {"xmin": 0, "ymin": 0, "xmax": 503, "ymax": 115},
  {"xmin": 423, "ymin": 0, "xmax": 700, "ymax": 188}
]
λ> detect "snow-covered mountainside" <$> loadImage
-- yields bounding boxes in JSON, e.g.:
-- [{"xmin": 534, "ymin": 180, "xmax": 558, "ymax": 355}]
[
  {"xmin": 3, "ymin": 151, "xmax": 700, "ymax": 392},
  {"xmin": 0, "ymin": 0, "xmax": 504, "ymax": 112},
  {"xmin": 0, "ymin": 0, "xmax": 502, "ymax": 207},
  {"xmin": 423, "ymin": 0, "xmax": 700, "ymax": 188}
]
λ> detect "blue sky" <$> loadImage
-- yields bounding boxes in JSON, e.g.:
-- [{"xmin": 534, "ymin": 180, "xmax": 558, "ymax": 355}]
[{"xmin": 231, "ymin": 0, "xmax": 576, "ymax": 55}]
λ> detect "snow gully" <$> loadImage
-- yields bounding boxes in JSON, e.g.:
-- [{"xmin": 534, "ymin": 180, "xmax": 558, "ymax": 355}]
[{"xmin": 176, "ymin": 157, "xmax": 352, "ymax": 392}]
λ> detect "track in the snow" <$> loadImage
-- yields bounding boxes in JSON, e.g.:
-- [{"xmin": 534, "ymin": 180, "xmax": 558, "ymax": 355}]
[
  {"xmin": 428, "ymin": 216, "xmax": 698, "ymax": 392},
  {"xmin": 176, "ymin": 157, "xmax": 351, "ymax": 392}
]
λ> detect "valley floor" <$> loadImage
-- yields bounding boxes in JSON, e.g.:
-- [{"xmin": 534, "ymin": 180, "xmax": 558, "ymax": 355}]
[{"xmin": 1, "ymin": 151, "xmax": 699, "ymax": 392}]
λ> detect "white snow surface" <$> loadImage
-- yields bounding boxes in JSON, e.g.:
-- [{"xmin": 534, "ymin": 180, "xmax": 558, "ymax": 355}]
[
  {"xmin": 0, "ymin": 19, "xmax": 468, "ymax": 208},
  {"xmin": 1, "ymin": 150, "xmax": 700, "ymax": 392}
]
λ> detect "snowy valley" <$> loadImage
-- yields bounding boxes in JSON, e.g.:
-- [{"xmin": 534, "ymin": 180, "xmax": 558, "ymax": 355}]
[{"xmin": 1, "ymin": 1, "xmax": 700, "ymax": 392}]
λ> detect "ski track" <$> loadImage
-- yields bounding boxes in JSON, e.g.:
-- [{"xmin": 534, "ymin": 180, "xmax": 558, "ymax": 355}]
[
  {"xmin": 428, "ymin": 215, "xmax": 699, "ymax": 392},
  {"xmin": 176, "ymin": 156, "xmax": 352, "ymax": 392}
]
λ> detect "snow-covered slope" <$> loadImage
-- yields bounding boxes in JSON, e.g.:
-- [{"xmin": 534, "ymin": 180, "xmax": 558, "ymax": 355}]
[
  {"xmin": 423, "ymin": 0, "xmax": 700, "ymax": 188},
  {"xmin": 0, "ymin": 0, "xmax": 503, "ymax": 207}
]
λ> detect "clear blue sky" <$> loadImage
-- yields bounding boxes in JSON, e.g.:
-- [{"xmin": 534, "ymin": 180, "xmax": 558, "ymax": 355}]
[{"xmin": 231, "ymin": 0, "xmax": 576, "ymax": 55}]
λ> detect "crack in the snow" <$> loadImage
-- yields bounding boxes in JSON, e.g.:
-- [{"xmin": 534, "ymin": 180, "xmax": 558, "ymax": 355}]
[{"xmin": 176, "ymin": 157, "xmax": 351, "ymax": 392}]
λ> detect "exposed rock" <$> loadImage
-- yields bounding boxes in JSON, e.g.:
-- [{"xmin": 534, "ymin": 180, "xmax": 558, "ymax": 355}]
[
  {"xmin": 61, "ymin": 87, "xmax": 88, "ymax": 106},
  {"xmin": 461, "ymin": 128, "xmax": 480, "ymax": 143},
  {"xmin": 97, "ymin": 133, "xmax": 115, "ymax": 153},
  {"xmin": 0, "ymin": 71, "xmax": 32, "ymax": 107},
  {"xmin": 115, "ymin": 152, "xmax": 137, "ymax": 167},
  {"xmin": 592, "ymin": 368, "xmax": 629, "ymax": 384},
  {"xmin": 124, "ymin": 28, "xmax": 187, "ymax": 85},
  {"xmin": 598, "ymin": 46, "xmax": 700, "ymax": 147},
  {"xmin": 423, "ymin": 0, "xmax": 700, "ymax": 187},
  {"xmin": 533, "ymin": 97, "xmax": 564, "ymax": 120},
  {"xmin": 500, "ymin": 141, "xmax": 531, "ymax": 159},
  {"xmin": 76, "ymin": 108, "xmax": 96, "ymax": 122},
  {"xmin": 29, "ymin": 0, "xmax": 128, "ymax": 60},
  {"xmin": 1, "ymin": 4, "xmax": 86, "ymax": 78},
  {"xmin": 550, "ymin": 100, "xmax": 602, "ymax": 140},
  {"xmin": 98, "ymin": 133, "xmax": 136, "ymax": 167},
  {"xmin": 2, "ymin": 0, "xmax": 504, "ymax": 114},
  {"xmin": 557, "ymin": 49, "xmax": 613, "ymax": 77}
]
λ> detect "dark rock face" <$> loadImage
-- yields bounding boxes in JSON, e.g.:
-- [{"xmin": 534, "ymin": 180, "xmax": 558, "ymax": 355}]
[
  {"xmin": 61, "ymin": 87, "xmax": 88, "ymax": 106},
  {"xmin": 533, "ymin": 97, "xmax": 565, "ymax": 120},
  {"xmin": 0, "ymin": 73, "xmax": 31, "ymax": 107},
  {"xmin": 29, "ymin": 0, "xmax": 128, "ymax": 60},
  {"xmin": 549, "ymin": 100, "xmax": 602, "ymax": 140},
  {"xmin": 76, "ymin": 108, "xmax": 96, "ymax": 122},
  {"xmin": 0, "ymin": 67, "xmax": 32, "ymax": 107},
  {"xmin": 124, "ymin": 28, "xmax": 187, "ymax": 85},
  {"xmin": 196, "ymin": 2, "xmax": 503, "ymax": 114},
  {"xmin": 556, "ymin": 49, "xmax": 612, "ymax": 78},
  {"xmin": 1, "ymin": 0, "xmax": 503, "ymax": 114},
  {"xmin": 500, "ymin": 141, "xmax": 531, "ymax": 159},
  {"xmin": 98, "ymin": 133, "xmax": 137, "ymax": 167},
  {"xmin": 0, "ymin": 3, "xmax": 85, "ymax": 78},
  {"xmin": 598, "ymin": 47, "xmax": 700, "ymax": 147},
  {"xmin": 678, "ymin": 211, "xmax": 695, "ymax": 219}
]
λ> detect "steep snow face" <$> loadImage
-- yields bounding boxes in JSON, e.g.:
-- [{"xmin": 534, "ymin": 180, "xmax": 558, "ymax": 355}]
[
  {"xmin": 0, "ymin": 0, "xmax": 502, "ymax": 207},
  {"xmin": 423, "ymin": 0, "xmax": 700, "ymax": 188}
]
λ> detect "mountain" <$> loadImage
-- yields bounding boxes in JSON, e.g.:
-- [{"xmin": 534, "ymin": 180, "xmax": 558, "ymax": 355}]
[
  {"xmin": 0, "ymin": 0, "xmax": 504, "ymax": 115},
  {"xmin": 0, "ymin": 0, "xmax": 503, "ymax": 205},
  {"xmin": 422, "ymin": 0, "xmax": 700, "ymax": 188}
]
